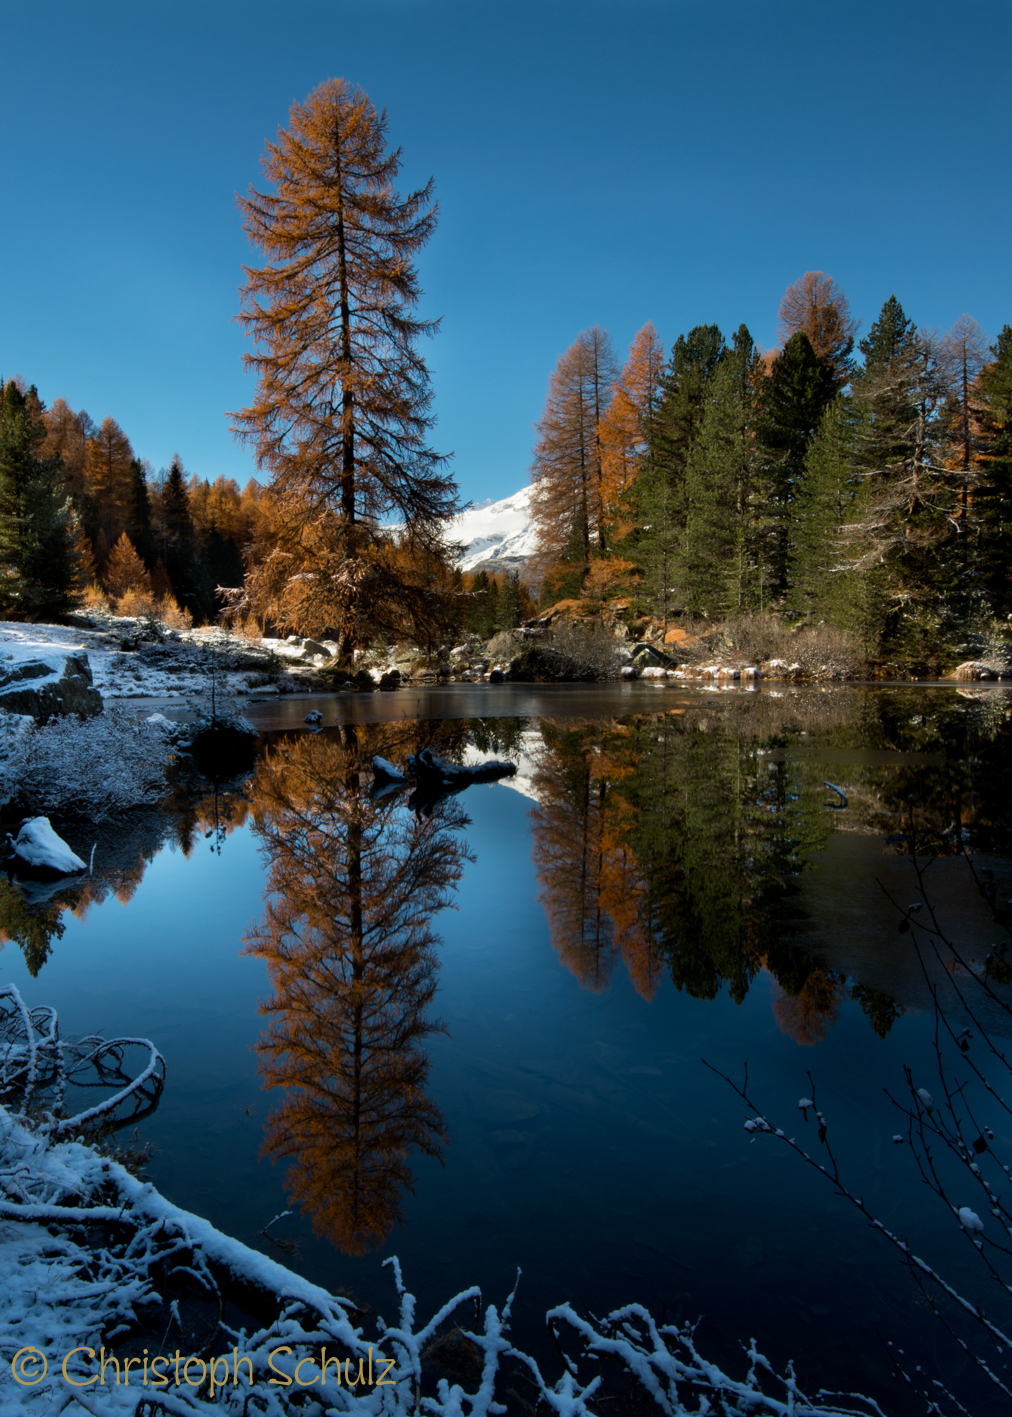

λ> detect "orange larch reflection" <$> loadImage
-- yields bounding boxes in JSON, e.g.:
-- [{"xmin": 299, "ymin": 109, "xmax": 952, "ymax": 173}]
[{"xmin": 243, "ymin": 726, "xmax": 471, "ymax": 1256}]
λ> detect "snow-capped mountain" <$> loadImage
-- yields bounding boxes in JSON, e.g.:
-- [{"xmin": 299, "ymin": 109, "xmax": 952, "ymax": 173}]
[{"xmin": 449, "ymin": 485, "xmax": 538, "ymax": 575}]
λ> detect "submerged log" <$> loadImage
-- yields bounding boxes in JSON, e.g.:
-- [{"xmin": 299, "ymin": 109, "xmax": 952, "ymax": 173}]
[{"xmin": 406, "ymin": 748, "xmax": 517, "ymax": 791}]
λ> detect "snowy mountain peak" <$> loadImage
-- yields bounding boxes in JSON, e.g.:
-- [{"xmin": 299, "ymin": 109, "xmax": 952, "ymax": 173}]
[{"xmin": 450, "ymin": 485, "xmax": 538, "ymax": 575}]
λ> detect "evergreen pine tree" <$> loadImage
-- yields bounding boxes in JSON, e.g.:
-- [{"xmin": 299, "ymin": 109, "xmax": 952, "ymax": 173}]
[
  {"xmin": 499, "ymin": 570, "xmax": 523, "ymax": 630},
  {"xmin": 758, "ymin": 332, "xmax": 839, "ymax": 599},
  {"xmin": 126, "ymin": 458, "xmax": 157, "ymax": 568},
  {"xmin": 474, "ymin": 576, "xmax": 500, "ymax": 638},
  {"xmin": 160, "ymin": 456, "xmax": 213, "ymax": 620},
  {"xmin": 788, "ymin": 398, "xmax": 860, "ymax": 623},
  {"xmin": 0, "ymin": 381, "xmax": 79, "ymax": 618},
  {"xmin": 682, "ymin": 325, "xmax": 763, "ymax": 617},
  {"xmin": 636, "ymin": 325, "xmax": 725, "ymax": 628},
  {"xmin": 976, "ymin": 324, "xmax": 1012, "ymax": 620},
  {"xmin": 467, "ymin": 569, "xmax": 489, "ymax": 635},
  {"xmin": 847, "ymin": 297, "xmax": 957, "ymax": 659}
]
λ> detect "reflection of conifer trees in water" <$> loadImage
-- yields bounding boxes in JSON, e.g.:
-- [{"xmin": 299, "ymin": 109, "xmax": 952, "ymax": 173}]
[
  {"xmin": 529, "ymin": 709, "xmax": 833, "ymax": 1007},
  {"xmin": 244, "ymin": 727, "xmax": 472, "ymax": 1256},
  {"xmin": 530, "ymin": 724, "xmax": 660, "ymax": 997},
  {"xmin": 629, "ymin": 710, "xmax": 830, "ymax": 1004}
]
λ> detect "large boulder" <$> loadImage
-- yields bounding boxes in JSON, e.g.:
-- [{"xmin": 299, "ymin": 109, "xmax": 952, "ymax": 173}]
[
  {"xmin": 509, "ymin": 645, "xmax": 596, "ymax": 682},
  {"xmin": 954, "ymin": 661, "xmax": 998, "ymax": 681},
  {"xmin": 0, "ymin": 654, "xmax": 102, "ymax": 721}
]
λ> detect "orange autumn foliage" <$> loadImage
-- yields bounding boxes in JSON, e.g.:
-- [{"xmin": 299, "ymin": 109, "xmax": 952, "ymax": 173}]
[
  {"xmin": 771, "ymin": 968, "xmax": 845, "ymax": 1046},
  {"xmin": 243, "ymin": 729, "xmax": 469, "ymax": 1255},
  {"xmin": 777, "ymin": 271, "xmax": 859, "ymax": 376},
  {"xmin": 529, "ymin": 725, "xmax": 660, "ymax": 1001},
  {"xmin": 232, "ymin": 79, "xmax": 458, "ymax": 657},
  {"xmin": 598, "ymin": 322, "xmax": 665, "ymax": 534}
]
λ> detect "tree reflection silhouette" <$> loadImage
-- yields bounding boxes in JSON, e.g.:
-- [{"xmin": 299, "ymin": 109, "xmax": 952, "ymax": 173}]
[
  {"xmin": 244, "ymin": 727, "xmax": 472, "ymax": 1256},
  {"xmin": 529, "ymin": 707, "xmax": 834, "ymax": 1011},
  {"xmin": 771, "ymin": 968, "xmax": 845, "ymax": 1045}
]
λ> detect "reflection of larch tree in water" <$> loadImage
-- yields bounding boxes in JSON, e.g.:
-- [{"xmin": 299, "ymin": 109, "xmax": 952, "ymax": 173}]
[
  {"xmin": 0, "ymin": 878, "xmax": 66, "ymax": 977},
  {"xmin": 244, "ymin": 727, "xmax": 472, "ymax": 1256},
  {"xmin": 771, "ymin": 968, "xmax": 845, "ymax": 1046}
]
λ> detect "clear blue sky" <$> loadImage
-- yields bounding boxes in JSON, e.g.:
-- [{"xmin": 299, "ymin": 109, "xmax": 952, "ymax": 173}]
[{"xmin": 2, "ymin": 0, "xmax": 1009, "ymax": 505}]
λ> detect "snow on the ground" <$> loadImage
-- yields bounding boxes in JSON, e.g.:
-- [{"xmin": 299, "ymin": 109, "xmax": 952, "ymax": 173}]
[
  {"xmin": 7, "ymin": 817, "xmax": 86, "ymax": 872},
  {"xmin": 0, "ymin": 621, "xmax": 273, "ymax": 701},
  {"xmin": 452, "ymin": 485, "xmax": 538, "ymax": 573}
]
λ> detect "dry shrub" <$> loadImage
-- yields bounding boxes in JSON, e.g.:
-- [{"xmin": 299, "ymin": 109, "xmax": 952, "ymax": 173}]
[
  {"xmin": 721, "ymin": 614, "xmax": 861, "ymax": 674},
  {"xmin": 720, "ymin": 613, "xmax": 794, "ymax": 664},
  {"xmin": 547, "ymin": 620, "xmax": 621, "ymax": 676},
  {"xmin": 116, "ymin": 587, "xmax": 159, "ymax": 619},
  {"xmin": 82, "ymin": 581, "xmax": 111, "ymax": 612},
  {"xmin": 157, "ymin": 595, "xmax": 193, "ymax": 631}
]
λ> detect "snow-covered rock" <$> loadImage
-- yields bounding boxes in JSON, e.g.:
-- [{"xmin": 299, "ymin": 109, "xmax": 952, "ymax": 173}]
[
  {"xmin": 0, "ymin": 652, "xmax": 102, "ymax": 721},
  {"xmin": 373, "ymin": 755, "xmax": 407, "ymax": 783},
  {"xmin": 7, "ymin": 817, "xmax": 86, "ymax": 874}
]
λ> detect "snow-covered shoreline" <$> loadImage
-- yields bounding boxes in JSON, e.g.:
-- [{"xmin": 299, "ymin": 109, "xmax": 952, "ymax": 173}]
[
  {"xmin": 0, "ymin": 978, "xmax": 869, "ymax": 1416},
  {"xmin": 0, "ymin": 618, "xmax": 314, "ymax": 703}
]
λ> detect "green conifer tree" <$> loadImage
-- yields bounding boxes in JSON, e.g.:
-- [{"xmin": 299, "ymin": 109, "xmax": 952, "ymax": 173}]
[
  {"xmin": 976, "ymin": 325, "xmax": 1012, "ymax": 620},
  {"xmin": 845, "ymin": 297, "xmax": 957, "ymax": 661},
  {"xmin": 788, "ymin": 398, "xmax": 860, "ymax": 623},
  {"xmin": 758, "ymin": 332, "xmax": 839, "ymax": 597},
  {"xmin": 160, "ymin": 456, "xmax": 213, "ymax": 620},
  {"xmin": 682, "ymin": 326, "xmax": 764, "ymax": 617},
  {"xmin": 126, "ymin": 458, "xmax": 157, "ymax": 568},
  {"xmin": 0, "ymin": 381, "xmax": 79, "ymax": 618},
  {"xmin": 636, "ymin": 326, "xmax": 725, "ymax": 626}
]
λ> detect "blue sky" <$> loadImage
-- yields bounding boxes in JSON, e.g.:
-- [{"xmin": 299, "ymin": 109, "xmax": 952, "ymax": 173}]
[{"xmin": 2, "ymin": 0, "xmax": 1009, "ymax": 506}]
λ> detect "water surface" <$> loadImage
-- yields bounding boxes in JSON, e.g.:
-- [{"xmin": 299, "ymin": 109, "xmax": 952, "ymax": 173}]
[{"xmin": 3, "ymin": 682, "xmax": 1011, "ymax": 1407}]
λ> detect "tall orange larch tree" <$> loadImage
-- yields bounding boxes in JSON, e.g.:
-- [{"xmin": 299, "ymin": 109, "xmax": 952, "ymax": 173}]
[
  {"xmin": 84, "ymin": 416, "xmax": 134, "ymax": 562},
  {"xmin": 598, "ymin": 321, "xmax": 666, "ymax": 532},
  {"xmin": 231, "ymin": 78, "xmax": 459, "ymax": 659},
  {"xmin": 529, "ymin": 327, "xmax": 618, "ymax": 592},
  {"xmin": 777, "ymin": 271, "xmax": 859, "ymax": 380},
  {"xmin": 41, "ymin": 398, "xmax": 92, "ymax": 505}
]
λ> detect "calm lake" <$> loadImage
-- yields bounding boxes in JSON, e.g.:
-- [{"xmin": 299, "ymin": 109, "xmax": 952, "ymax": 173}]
[{"xmin": 4, "ymin": 681, "xmax": 1011, "ymax": 1409}]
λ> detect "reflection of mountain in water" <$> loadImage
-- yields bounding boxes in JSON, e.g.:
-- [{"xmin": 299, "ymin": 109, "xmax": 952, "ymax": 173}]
[
  {"xmin": 244, "ymin": 727, "xmax": 473, "ymax": 1256},
  {"xmin": 527, "ymin": 689, "xmax": 1012, "ymax": 1043}
]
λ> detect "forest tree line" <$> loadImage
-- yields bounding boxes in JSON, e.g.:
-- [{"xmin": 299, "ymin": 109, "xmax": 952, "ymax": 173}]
[
  {"xmin": 530, "ymin": 274, "xmax": 1012, "ymax": 667},
  {"xmin": 7, "ymin": 67, "xmax": 1010, "ymax": 673},
  {"xmin": 0, "ymin": 374, "xmax": 533, "ymax": 639},
  {"xmin": 0, "ymin": 377, "xmax": 268, "ymax": 623}
]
